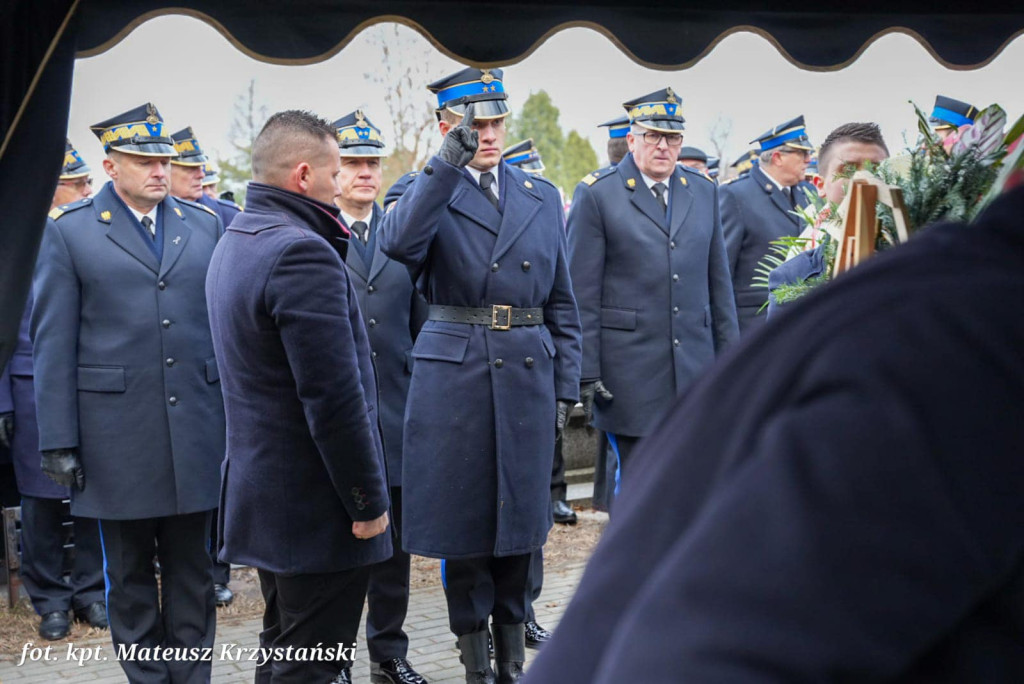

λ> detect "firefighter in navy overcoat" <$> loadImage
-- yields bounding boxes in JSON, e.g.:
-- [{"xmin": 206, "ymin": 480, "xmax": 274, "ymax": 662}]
[
  {"xmin": 380, "ymin": 144, "xmax": 581, "ymax": 560},
  {"xmin": 380, "ymin": 66, "xmax": 582, "ymax": 680}
]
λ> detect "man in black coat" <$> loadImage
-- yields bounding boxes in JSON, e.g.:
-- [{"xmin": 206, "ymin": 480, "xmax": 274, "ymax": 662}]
[
  {"xmin": 206, "ymin": 110, "xmax": 391, "ymax": 684},
  {"xmin": 331, "ymin": 110, "xmax": 429, "ymax": 684},
  {"xmin": 525, "ymin": 185, "xmax": 1024, "ymax": 683}
]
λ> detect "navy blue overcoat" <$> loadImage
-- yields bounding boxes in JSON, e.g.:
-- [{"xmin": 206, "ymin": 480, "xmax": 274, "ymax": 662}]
[
  {"xmin": 380, "ymin": 157, "xmax": 582, "ymax": 559},
  {"xmin": 566, "ymin": 153, "xmax": 738, "ymax": 438},
  {"xmin": 32, "ymin": 182, "xmax": 225, "ymax": 519},
  {"xmin": 206, "ymin": 182, "xmax": 391, "ymax": 575}
]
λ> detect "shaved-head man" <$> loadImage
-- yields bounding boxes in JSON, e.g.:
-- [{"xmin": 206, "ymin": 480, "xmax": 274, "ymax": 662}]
[{"xmin": 206, "ymin": 110, "xmax": 390, "ymax": 684}]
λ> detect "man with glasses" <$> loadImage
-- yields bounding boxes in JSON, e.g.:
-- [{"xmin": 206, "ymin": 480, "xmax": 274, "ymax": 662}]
[
  {"xmin": 381, "ymin": 67, "xmax": 582, "ymax": 684},
  {"xmin": 1, "ymin": 140, "xmax": 106, "ymax": 642},
  {"xmin": 720, "ymin": 115, "xmax": 815, "ymax": 333},
  {"xmin": 566, "ymin": 88, "xmax": 737, "ymax": 510}
]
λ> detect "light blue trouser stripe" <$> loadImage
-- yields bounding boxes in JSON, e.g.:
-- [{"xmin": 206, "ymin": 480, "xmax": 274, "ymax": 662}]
[
  {"xmin": 440, "ymin": 559, "xmax": 447, "ymax": 589},
  {"xmin": 97, "ymin": 520, "xmax": 112, "ymax": 624},
  {"xmin": 607, "ymin": 432, "xmax": 623, "ymax": 498}
]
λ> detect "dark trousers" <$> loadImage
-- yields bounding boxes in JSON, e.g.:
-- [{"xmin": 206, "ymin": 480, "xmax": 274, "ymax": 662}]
[
  {"xmin": 208, "ymin": 507, "xmax": 229, "ymax": 586},
  {"xmin": 256, "ymin": 566, "xmax": 369, "ymax": 683},
  {"xmin": 525, "ymin": 548, "xmax": 543, "ymax": 623},
  {"xmin": 20, "ymin": 495, "xmax": 104, "ymax": 615},
  {"xmin": 98, "ymin": 510, "xmax": 215, "ymax": 684},
  {"xmin": 367, "ymin": 485, "xmax": 411, "ymax": 662},
  {"xmin": 443, "ymin": 553, "xmax": 532, "ymax": 635},
  {"xmin": 550, "ymin": 433, "xmax": 567, "ymax": 503}
]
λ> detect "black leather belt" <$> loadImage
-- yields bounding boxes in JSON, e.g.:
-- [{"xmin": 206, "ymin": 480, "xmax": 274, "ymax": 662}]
[{"xmin": 428, "ymin": 305, "xmax": 544, "ymax": 330}]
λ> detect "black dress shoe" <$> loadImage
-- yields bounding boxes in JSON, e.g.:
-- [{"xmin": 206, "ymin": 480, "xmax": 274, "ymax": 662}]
[
  {"xmin": 524, "ymin": 620, "xmax": 551, "ymax": 649},
  {"xmin": 331, "ymin": 667, "xmax": 352, "ymax": 684},
  {"xmin": 74, "ymin": 601, "xmax": 108, "ymax": 629},
  {"xmin": 371, "ymin": 657, "xmax": 428, "ymax": 683},
  {"xmin": 214, "ymin": 583, "xmax": 234, "ymax": 607},
  {"xmin": 552, "ymin": 500, "xmax": 577, "ymax": 525},
  {"xmin": 39, "ymin": 611, "xmax": 70, "ymax": 640}
]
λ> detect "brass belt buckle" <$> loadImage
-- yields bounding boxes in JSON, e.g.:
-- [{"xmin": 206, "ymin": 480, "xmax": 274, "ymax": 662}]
[{"xmin": 491, "ymin": 305, "xmax": 512, "ymax": 330}]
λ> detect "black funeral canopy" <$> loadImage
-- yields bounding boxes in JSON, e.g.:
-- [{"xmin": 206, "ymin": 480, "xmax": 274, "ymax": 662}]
[{"xmin": 3, "ymin": 0, "xmax": 1024, "ymax": 363}]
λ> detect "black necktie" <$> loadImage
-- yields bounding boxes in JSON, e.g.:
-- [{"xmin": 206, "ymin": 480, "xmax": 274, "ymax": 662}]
[
  {"xmin": 784, "ymin": 186, "xmax": 796, "ymax": 209},
  {"xmin": 141, "ymin": 215, "xmax": 155, "ymax": 241},
  {"xmin": 351, "ymin": 220, "xmax": 368, "ymax": 243},
  {"xmin": 479, "ymin": 172, "xmax": 499, "ymax": 211},
  {"xmin": 652, "ymin": 182, "xmax": 668, "ymax": 214}
]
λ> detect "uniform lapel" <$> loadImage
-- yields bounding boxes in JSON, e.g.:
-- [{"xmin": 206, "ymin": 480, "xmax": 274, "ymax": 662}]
[
  {"xmin": 159, "ymin": 197, "xmax": 193, "ymax": 278},
  {"xmin": 99, "ymin": 185, "xmax": 160, "ymax": 274},
  {"xmin": 491, "ymin": 163, "xmax": 542, "ymax": 263},
  {"xmin": 449, "ymin": 173, "xmax": 500, "ymax": 237},
  {"xmin": 668, "ymin": 169, "xmax": 694, "ymax": 240},
  {"xmin": 755, "ymin": 165, "xmax": 799, "ymax": 226},
  {"xmin": 621, "ymin": 155, "xmax": 669, "ymax": 236},
  {"xmin": 366, "ymin": 204, "xmax": 389, "ymax": 284}
]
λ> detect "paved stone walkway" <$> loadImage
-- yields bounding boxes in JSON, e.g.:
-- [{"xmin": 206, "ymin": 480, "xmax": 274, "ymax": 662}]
[{"xmin": 0, "ymin": 552, "xmax": 589, "ymax": 683}]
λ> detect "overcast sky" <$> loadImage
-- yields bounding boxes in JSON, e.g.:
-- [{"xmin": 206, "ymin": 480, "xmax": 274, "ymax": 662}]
[{"xmin": 68, "ymin": 16, "xmax": 1024, "ymax": 181}]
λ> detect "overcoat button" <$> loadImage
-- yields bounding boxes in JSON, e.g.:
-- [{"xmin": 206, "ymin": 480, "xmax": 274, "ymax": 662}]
[
  {"xmin": 494, "ymin": 359, "xmax": 504, "ymax": 368},
  {"xmin": 368, "ymin": 285, "xmax": 376, "ymax": 293},
  {"xmin": 368, "ymin": 318, "xmax": 377, "ymax": 327},
  {"xmin": 670, "ymin": 241, "xmax": 676, "ymax": 249},
  {"xmin": 168, "ymin": 396, "xmax": 178, "ymax": 406},
  {"xmin": 673, "ymin": 339, "xmax": 680, "ymax": 346},
  {"xmin": 525, "ymin": 357, "xmax": 534, "ymax": 368},
  {"xmin": 162, "ymin": 319, "xmax": 171, "ymax": 328},
  {"xmin": 491, "ymin": 263, "xmax": 500, "ymax": 272},
  {"xmin": 672, "ymin": 274, "xmax": 679, "ymax": 282},
  {"xmin": 522, "ymin": 261, "xmax": 531, "ymax": 271},
  {"xmin": 158, "ymin": 281, "xmax": 166, "ymax": 290},
  {"xmin": 166, "ymin": 358, "xmax": 175, "ymax": 367},
  {"xmin": 423, "ymin": 165, "xmax": 434, "ymax": 175},
  {"xmin": 673, "ymin": 306, "xmax": 679, "ymax": 314}
]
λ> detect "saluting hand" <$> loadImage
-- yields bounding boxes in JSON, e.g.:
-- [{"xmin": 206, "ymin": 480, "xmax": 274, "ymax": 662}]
[
  {"xmin": 438, "ymin": 103, "xmax": 479, "ymax": 168},
  {"xmin": 353, "ymin": 511, "xmax": 389, "ymax": 540}
]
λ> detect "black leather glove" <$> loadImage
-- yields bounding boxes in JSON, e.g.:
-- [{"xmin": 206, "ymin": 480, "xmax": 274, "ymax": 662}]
[
  {"xmin": 41, "ymin": 448, "xmax": 84, "ymax": 490},
  {"xmin": 556, "ymin": 400, "xmax": 572, "ymax": 439},
  {"xmin": 438, "ymin": 102, "xmax": 479, "ymax": 168},
  {"xmin": 0, "ymin": 412, "xmax": 13, "ymax": 449},
  {"xmin": 580, "ymin": 380, "xmax": 614, "ymax": 432}
]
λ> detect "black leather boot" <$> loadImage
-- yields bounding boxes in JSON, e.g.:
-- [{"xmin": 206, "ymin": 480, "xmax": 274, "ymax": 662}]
[
  {"xmin": 457, "ymin": 630, "xmax": 496, "ymax": 684},
  {"xmin": 491, "ymin": 623, "xmax": 525, "ymax": 684}
]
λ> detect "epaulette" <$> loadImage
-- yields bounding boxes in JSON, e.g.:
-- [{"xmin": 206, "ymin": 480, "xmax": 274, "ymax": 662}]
[
  {"xmin": 527, "ymin": 173, "xmax": 557, "ymax": 189},
  {"xmin": 217, "ymin": 198, "xmax": 243, "ymax": 211},
  {"xmin": 48, "ymin": 197, "xmax": 92, "ymax": 220},
  {"xmin": 581, "ymin": 165, "xmax": 617, "ymax": 187},
  {"xmin": 678, "ymin": 164, "xmax": 715, "ymax": 185},
  {"xmin": 177, "ymin": 198, "xmax": 218, "ymax": 217},
  {"xmin": 719, "ymin": 175, "xmax": 745, "ymax": 186}
]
